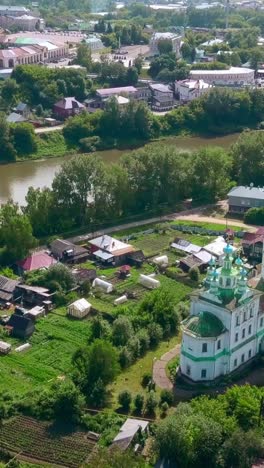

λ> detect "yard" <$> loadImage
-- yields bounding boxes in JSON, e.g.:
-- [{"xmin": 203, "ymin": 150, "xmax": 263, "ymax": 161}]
[
  {"xmin": 110, "ymin": 333, "xmax": 181, "ymax": 406},
  {"xmin": 0, "ymin": 311, "xmax": 92, "ymax": 397},
  {"xmin": 0, "ymin": 220, "xmax": 237, "ymax": 403}
]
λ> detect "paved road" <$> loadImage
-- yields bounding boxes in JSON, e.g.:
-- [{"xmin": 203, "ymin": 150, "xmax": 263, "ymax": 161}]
[
  {"xmin": 35, "ymin": 125, "xmax": 64, "ymax": 134},
  {"xmin": 153, "ymin": 344, "xmax": 181, "ymax": 390}
]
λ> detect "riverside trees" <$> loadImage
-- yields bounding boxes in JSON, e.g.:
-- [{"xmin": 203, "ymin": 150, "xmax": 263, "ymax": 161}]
[{"xmin": 21, "ymin": 144, "xmax": 232, "ymax": 239}]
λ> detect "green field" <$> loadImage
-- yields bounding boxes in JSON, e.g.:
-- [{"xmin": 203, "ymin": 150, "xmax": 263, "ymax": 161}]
[{"xmin": 0, "ymin": 311, "xmax": 92, "ymax": 396}]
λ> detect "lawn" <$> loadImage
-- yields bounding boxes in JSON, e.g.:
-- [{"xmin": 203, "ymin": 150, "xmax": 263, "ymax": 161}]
[
  {"xmin": 110, "ymin": 333, "xmax": 181, "ymax": 406},
  {"xmin": 0, "ymin": 311, "xmax": 92, "ymax": 397},
  {"xmin": 170, "ymin": 220, "xmax": 243, "ymax": 232}
]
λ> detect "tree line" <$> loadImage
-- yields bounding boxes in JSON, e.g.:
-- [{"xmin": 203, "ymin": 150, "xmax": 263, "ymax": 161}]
[{"xmin": 0, "ymin": 129, "xmax": 263, "ymax": 265}]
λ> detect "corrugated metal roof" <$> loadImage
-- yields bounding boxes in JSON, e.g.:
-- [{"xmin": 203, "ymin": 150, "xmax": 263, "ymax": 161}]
[{"xmin": 228, "ymin": 185, "xmax": 264, "ymax": 200}]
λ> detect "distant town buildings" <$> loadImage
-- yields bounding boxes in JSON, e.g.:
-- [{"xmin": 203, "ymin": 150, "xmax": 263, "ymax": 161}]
[
  {"xmin": 175, "ymin": 79, "xmax": 212, "ymax": 102},
  {"xmin": 149, "ymin": 32, "xmax": 182, "ymax": 57},
  {"xmin": 190, "ymin": 67, "xmax": 254, "ymax": 87},
  {"xmin": 149, "ymin": 83, "xmax": 174, "ymax": 111},
  {"xmin": 0, "ymin": 4, "xmax": 44, "ymax": 31},
  {"xmin": 84, "ymin": 35, "xmax": 103, "ymax": 51},
  {"xmin": 53, "ymin": 97, "xmax": 85, "ymax": 119},
  {"xmin": 0, "ymin": 37, "xmax": 68, "ymax": 68}
]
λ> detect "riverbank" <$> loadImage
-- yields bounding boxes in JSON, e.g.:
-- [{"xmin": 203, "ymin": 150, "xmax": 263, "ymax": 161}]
[{"xmin": 0, "ymin": 133, "xmax": 241, "ymax": 205}]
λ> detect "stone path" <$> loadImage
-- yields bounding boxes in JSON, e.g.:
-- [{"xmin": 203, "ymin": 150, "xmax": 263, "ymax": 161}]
[{"xmin": 153, "ymin": 344, "xmax": 181, "ymax": 390}]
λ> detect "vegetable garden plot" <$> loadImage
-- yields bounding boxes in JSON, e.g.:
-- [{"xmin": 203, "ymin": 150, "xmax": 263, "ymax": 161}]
[{"xmin": 0, "ymin": 416, "xmax": 97, "ymax": 467}]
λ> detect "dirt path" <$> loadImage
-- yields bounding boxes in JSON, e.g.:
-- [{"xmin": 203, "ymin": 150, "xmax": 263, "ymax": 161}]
[
  {"xmin": 68, "ymin": 202, "xmax": 257, "ymax": 244},
  {"xmin": 172, "ymin": 213, "xmax": 255, "ymax": 230},
  {"xmin": 35, "ymin": 125, "xmax": 64, "ymax": 134},
  {"xmin": 153, "ymin": 344, "xmax": 181, "ymax": 390}
]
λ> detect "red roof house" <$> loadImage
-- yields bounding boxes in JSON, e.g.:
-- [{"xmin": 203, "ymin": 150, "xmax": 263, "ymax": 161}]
[
  {"xmin": 53, "ymin": 97, "xmax": 85, "ymax": 119},
  {"xmin": 242, "ymin": 229, "xmax": 264, "ymax": 261},
  {"xmin": 17, "ymin": 251, "xmax": 57, "ymax": 273}
]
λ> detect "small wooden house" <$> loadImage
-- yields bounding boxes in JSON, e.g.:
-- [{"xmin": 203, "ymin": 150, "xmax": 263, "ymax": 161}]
[{"xmin": 7, "ymin": 313, "xmax": 35, "ymax": 339}]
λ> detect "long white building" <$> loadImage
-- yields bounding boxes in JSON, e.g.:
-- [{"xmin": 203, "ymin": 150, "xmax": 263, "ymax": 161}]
[
  {"xmin": 190, "ymin": 66, "xmax": 254, "ymax": 86},
  {"xmin": 180, "ymin": 245, "xmax": 264, "ymax": 382}
]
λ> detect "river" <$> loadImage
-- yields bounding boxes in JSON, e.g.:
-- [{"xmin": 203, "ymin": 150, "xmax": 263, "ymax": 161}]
[{"xmin": 0, "ymin": 133, "xmax": 239, "ymax": 206}]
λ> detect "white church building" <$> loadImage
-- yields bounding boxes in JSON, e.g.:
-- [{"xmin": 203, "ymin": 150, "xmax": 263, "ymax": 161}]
[{"xmin": 180, "ymin": 244, "xmax": 264, "ymax": 382}]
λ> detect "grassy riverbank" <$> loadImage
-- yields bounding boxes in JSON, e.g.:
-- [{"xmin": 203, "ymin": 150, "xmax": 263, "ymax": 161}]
[{"xmin": 15, "ymin": 128, "xmax": 241, "ymax": 164}]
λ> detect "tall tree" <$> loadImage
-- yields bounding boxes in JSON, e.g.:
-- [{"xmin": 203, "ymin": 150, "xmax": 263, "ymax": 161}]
[
  {"xmin": 52, "ymin": 154, "xmax": 106, "ymax": 226},
  {"xmin": 0, "ymin": 201, "xmax": 36, "ymax": 263},
  {"xmin": 231, "ymin": 131, "xmax": 264, "ymax": 186},
  {"xmin": 191, "ymin": 147, "xmax": 232, "ymax": 202},
  {"xmin": 0, "ymin": 117, "xmax": 16, "ymax": 163}
]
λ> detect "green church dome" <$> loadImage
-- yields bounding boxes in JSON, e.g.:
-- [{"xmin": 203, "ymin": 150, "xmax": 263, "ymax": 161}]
[{"xmin": 184, "ymin": 312, "xmax": 225, "ymax": 337}]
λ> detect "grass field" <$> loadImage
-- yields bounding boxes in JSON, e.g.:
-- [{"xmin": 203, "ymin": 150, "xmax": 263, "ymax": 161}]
[
  {"xmin": 0, "ymin": 415, "xmax": 96, "ymax": 467},
  {"xmin": 130, "ymin": 228, "xmax": 211, "ymax": 257},
  {"xmin": 110, "ymin": 333, "xmax": 181, "ymax": 406},
  {"xmin": 0, "ymin": 311, "xmax": 92, "ymax": 396},
  {"xmin": 170, "ymin": 220, "xmax": 243, "ymax": 232}
]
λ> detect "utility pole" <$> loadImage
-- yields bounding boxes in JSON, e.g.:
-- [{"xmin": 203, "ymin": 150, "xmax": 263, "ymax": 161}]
[{"xmin": 225, "ymin": 0, "xmax": 230, "ymax": 29}]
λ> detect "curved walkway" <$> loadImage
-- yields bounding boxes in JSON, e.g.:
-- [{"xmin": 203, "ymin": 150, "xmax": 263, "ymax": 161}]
[{"xmin": 153, "ymin": 344, "xmax": 181, "ymax": 390}]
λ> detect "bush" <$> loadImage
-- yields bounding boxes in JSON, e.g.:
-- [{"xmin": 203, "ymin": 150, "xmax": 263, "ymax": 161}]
[
  {"xmin": 112, "ymin": 316, "xmax": 134, "ymax": 347},
  {"xmin": 189, "ymin": 266, "xmax": 200, "ymax": 282},
  {"xmin": 79, "ymin": 136, "xmax": 101, "ymax": 152},
  {"xmin": 176, "ymin": 302, "xmax": 189, "ymax": 320},
  {"xmin": 141, "ymin": 372, "xmax": 152, "ymax": 388},
  {"xmin": 134, "ymin": 394, "xmax": 144, "ymax": 415},
  {"xmin": 147, "ymin": 322, "xmax": 163, "ymax": 347},
  {"xmin": 118, "ymin": 390, "xmax": 132, "ymax": 412},
  {"xmin": 127, "ymin": 336, "xmax": 141, "ymax": 361},
  {"xmin": 136, "ymin": 329, "xmax": 150, "ymax": 356},
  {"xmin": 161, "ymin": 401, "xmax": 169, "ymax": 415},
  {"xmin": 160, "ymin": 389, "xmax": 174, "ymax": 407},
  {"xmin": 119, "ymin": 346, "xmax": 133, "ymax": 368},
  {"xmin": 244, "ymin": 207, "xmax": 264, "ymax": 225},
  {"xmin": 145, "ymin": 391, "xmax": 158, "ymax": 415}
]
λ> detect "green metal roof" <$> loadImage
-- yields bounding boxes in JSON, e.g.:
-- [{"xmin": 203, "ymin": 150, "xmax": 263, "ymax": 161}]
[
  {"xmin": 184, "ymin": 312, "xmax": 225, "ymax": 337},
  {"xmin": 15, "ymin": 37, "xmax": 36, "ymax": 44}
]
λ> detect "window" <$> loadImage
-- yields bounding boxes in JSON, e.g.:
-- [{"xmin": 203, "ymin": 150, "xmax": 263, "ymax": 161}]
[
  {"xmin": 261, "ymin": 317, "xmax": 264, "ymax": 328},
  {"xmin": 201, "ymin": 369, "xmax": 207, "ymax": 379},
  {"xmin": 248, "ymin": 349, "xmax": 252, "ymax": 359},
  {"xmin": 186, "ymin": 365, "xmax": 191, "ymax": 376},
  {"xmin": 250, "ymin": 308, "xmax": 254, "ymax": 318},
  {"xmin": 217, "ymin": 340, "xmax": 221, "ymax": 350},
  {"xmin": 235, "ymin": 332, "xmax": 238, "ymax": 342},
  {"xmin": 236, "ymin": 315, "xmax": 240, "ymax": 326},
  {"xmin": 248, "ymin": 324, "xmax": 252, "ymax": 335},
  {"xmin": 243, "ymin": 311, "xmax": 247, "ymax": 322},
  {"xmin": 226, "ymin": 278, "xmax": 231, "ymax": 287},
  {"xmin": 242, "ymin": 329, "xmax": 245, "ymax": 339},
  {"xmin": 241, "ymin": 354, "xmax": 245, "ymax": 363},
  {"xmin": 202, "ymin": 343, "xmax": 207, "ymax": 353},
  {"xmin": 234, "ymin": 358, "xmax": 237, "ymax": 367}
]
